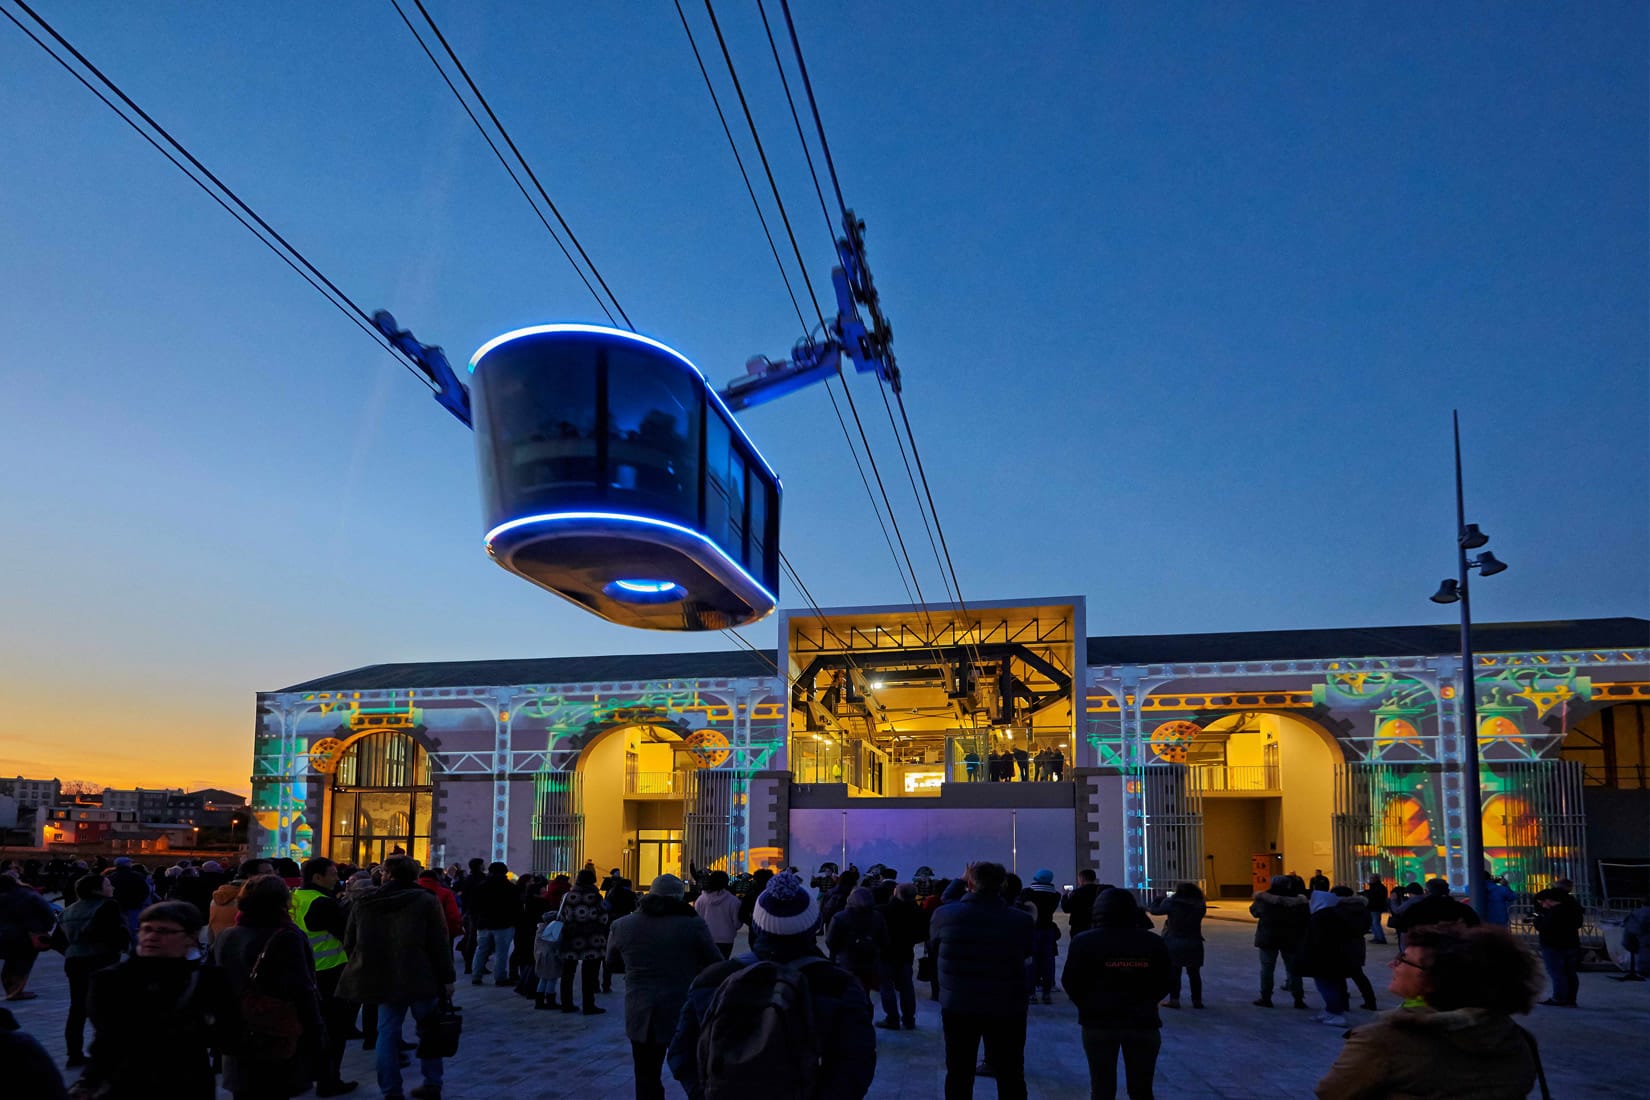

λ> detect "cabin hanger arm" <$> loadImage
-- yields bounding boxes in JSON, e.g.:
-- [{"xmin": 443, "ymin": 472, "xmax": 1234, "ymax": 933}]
[
  {"xmin": 718, "ymin": 210, "xmax": 899, "ymax": 412},
  {"xmin": 373, "ymin": 310, "xmax": 473, "ymax": 428}
]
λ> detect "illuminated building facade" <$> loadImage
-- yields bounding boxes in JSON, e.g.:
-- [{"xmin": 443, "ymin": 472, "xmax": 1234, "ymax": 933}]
[{"xmin": 251, "ymin": 604, "xmax": 1647, "ymax": 899}]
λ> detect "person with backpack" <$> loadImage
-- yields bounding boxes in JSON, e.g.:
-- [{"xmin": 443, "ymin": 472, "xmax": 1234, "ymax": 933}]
[
  {"xmin": 605, "ymin": 874, "xmax": 723, "ymax": 1100},
  {"xmin": 825, "ymin": 886, "xmax": 888, "ymax": 995},
  {"xmin": 668, "ymin": 870, "xmax": 876, "ymax": 1100},
  {"xmin": 928, "ymin": 860, "xmax": 1034, "ymax": 1100}
]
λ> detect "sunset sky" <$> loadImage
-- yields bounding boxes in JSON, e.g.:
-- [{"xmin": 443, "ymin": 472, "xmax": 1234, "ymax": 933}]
[{"xmin": 2, "ymin": 4, "xmax": 1644, "ymax": 796}]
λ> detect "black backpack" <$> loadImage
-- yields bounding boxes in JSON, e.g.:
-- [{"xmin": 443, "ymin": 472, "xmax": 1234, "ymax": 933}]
[{"xmin": 697, "ymin": 958, "xmax": 830, "ymax": 1100}]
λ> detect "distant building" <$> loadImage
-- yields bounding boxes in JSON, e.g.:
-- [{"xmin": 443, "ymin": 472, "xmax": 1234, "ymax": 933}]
[
  {"xmin": 0, "ymin": 776, "xmax": 62, "ymax": 810},
  {"xmin": 45, "ymin": 806, "xmax": 139, "ymax": 845},
  {"xmin": 102, "ymin": 787, "xmax": 184, "ymax": 822}
]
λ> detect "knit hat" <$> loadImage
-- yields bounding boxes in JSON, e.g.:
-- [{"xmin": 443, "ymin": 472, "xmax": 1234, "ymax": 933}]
[
  {"xmin": 200, "ymin": 861, "xmax": 223, "ymax": 873},
  {"xmin": 649, "ymin": 873, "xmax": 686, "ymax": 899},
  {"xmin": 753, "ymin": 871, "xmax": 819, "ymax": 936},
  {"xmin": 1032, "ymin": 868, "xmax": 1055, "ymax": 885}
]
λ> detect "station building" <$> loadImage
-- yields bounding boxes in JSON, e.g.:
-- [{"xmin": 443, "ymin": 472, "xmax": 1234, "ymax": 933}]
[{"xmin": 250, "ymin": 601, "xmax": 1647, "ymax": 899}]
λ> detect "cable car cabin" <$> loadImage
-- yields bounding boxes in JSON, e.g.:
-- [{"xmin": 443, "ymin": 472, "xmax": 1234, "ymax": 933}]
[{"xmin": 468, "ymin": 324, "xmax": 780, "ymax": 630}]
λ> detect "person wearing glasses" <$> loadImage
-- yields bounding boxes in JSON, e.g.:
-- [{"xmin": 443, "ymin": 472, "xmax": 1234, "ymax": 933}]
[
  {"xmin": 71, "ymin": 900, "xmax": 231, "ymax": 1100},
  {"xmin": 1314, "ymin": 923, "xmax": 1542, "ymax": 1099}
]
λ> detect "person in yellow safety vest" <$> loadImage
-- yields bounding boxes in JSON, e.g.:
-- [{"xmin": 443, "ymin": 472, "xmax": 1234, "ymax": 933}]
[{"xmin": 293, "ymin": 857, "xmax": 359, "ymax": 1098}]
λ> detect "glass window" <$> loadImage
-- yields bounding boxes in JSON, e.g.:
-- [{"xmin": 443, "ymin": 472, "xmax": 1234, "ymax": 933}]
[
  {"xmin": 747, "ymin": 474, "xmax": 766, "ymax": 575},
  {"xmin": 476, "ymin": 340, "xmax": 601, "ymax": 527},
  {"xmin": 705, "ymin": 411, "xmax": 733, "ymax": 553},
  {"xmin": 605, "ymin": 346, "xmax": 700, "ymax": 525},
  {"xmin": 727, "ymin": 451, "xmax": 747, "ymax": 562}
]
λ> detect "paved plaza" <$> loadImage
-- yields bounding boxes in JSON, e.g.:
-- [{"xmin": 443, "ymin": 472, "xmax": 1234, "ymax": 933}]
[{"xmin": 8, "ymin": 918, "xmax": 1647, "ymax": 1099}]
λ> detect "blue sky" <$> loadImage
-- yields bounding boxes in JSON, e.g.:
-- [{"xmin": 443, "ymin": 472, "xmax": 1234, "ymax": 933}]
[{"xmin": 1, "ymin": 3, "xmax": 1644, "ymax": 791}]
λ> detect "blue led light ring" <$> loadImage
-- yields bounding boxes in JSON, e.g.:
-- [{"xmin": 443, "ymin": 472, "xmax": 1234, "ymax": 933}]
[
  {"xmin": 484, "ymin": 510, "xmax": 779, "ymax": 607},
  {"xmin": 468, "ymin": 323, "xmax": 781, "ymax": 483}
]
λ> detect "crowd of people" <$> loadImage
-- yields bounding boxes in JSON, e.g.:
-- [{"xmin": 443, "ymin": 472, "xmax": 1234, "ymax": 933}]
[
  {"xmin": 961, "ymin": 744, "xmax": 1068, "ymax": 782},
  {"xmin": 0, "ymin": 852, "xmax": 1635, "ymax": 1100}
]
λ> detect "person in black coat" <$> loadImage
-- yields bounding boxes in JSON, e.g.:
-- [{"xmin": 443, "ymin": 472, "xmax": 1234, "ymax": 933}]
[
  {"xmin": 1299, "ymin": 889, "xmax": 1363, "ymax": 1027},
  {"xmin": 76, "ymin": 900, "xmax": 232, "ymax": 1100},
  {"xmin": 1389, "ymin": 879, "xmax": 1480, "ymax": 934},
  {"xmin": 1063, "ymin": 870, "xmax": 1101, "ymax": 939},
  {"xmin": 1532, "ymin": 881, "xmax": 1585, "ymax": 1006},
  {"xmin": 1360, "ymin": 875, "xmax": 1389, "ymax": 945},
  {"xmin": 1062, "ymin": 889, "xmax": 1173, "ymax": 1100},
  {"xmin": 1147, "ymin": 882, "xmax": 1207, "ymax": 1008},
  {"xmin": 875, "ymin": 883, "xmax": 928, "ymax": 1030},
  {"xmin": 928, "ymin": 861, "xmax": 1034, "ymax": 1100},
  {"xmin": 0, "ymin": 1006, "xmax": 67, "ymax": 1100},
  {"xmin": 468, "ymin": 862, "xmax": 522, "ymax": 986},
  {"xmin": 210, "ymin": 875, "xmax": 326, "ymax": 1100},
  {"xmin": 1249, "ymin": 875, "xmax": 1309, "ymax": 1008}
]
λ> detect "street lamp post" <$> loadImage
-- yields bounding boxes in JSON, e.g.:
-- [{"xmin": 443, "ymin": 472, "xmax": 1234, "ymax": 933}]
[{"xmin": 1429, "ymin": 410, "xmax": 1509, "ymax": 918}]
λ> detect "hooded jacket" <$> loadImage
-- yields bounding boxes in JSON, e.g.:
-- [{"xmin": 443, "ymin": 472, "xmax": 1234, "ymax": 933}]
[
  {"xmin": 467, "ymin": 872, "xmax": 523, "ymax": 931},
  {"xmin": 1250, "ymin": 879, "xmax": 1309, "ymax": 950},
  {"xmin": 1300, "ymin": 892, "xmax": 1363, "ymax": 979},
  {"xmin": 1061, "ymin": 891, "xmax": 1173, "ymax": 1028},
  {"xmin": 1314, "ymin": 1005, "xmax": 1538, "ymax": 1099},
  {"xmin": 335, "ymin": 879, "xmax": 455, "ymax": 1005},
  {"xmin": 207, "ymin": 882, "xmax": 243, "ymax": 942}
]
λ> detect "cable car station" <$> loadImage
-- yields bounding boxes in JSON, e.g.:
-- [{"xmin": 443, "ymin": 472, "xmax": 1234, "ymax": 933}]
[{"xmin": 251, "ymin": 605, "xmax": 1648, "ymax": 903}]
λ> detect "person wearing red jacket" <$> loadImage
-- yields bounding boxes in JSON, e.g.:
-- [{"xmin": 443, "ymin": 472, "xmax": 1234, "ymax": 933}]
[{"xmin": 418, "ymin": 869, "xmax": 463, "ymax": 939}]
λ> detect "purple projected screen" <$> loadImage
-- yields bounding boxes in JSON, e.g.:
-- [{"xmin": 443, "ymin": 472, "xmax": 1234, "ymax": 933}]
[{"xmin": 788, "ymin": 808, "xmax": 1076, "ymax": 882}]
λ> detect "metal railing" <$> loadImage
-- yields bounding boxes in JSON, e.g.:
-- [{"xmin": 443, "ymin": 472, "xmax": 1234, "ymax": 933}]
[
  {"xmin": 1190, "ymin": 764, "xmax": 1280, "ymax": 792},
  {"xmin": 625, "ymin": 771, "xmax": 685, "ymax": 796}
]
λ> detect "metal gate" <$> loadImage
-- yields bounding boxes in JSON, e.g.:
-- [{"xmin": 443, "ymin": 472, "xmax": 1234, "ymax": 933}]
[
  {"xmin": 1140, "ymin": 764, "xmax": 1204, "ymax": 894},
  {"xmin": 531, "ymin": 770, "xmax": 583, "ymax": 878},
  {"xmin": 1333, "ymin": 760, "xmax": 1590, "ymax": 898},
  {"xmin": 685, "ymin": 767, "xmax": 736, "ymax": 879}
]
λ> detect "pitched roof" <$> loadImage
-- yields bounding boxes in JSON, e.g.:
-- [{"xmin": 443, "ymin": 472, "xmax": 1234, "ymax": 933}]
[
  {"xmin": 1082, "ymin": 617, "xmax": 1649, "ymax": 667},
  {"xmin": 276, "ymin": 649, "xmax": 778, "ymax": 693},
  {"xmin": 271, "ymin": 617, "xmax": 1647, "ymax": 693}
]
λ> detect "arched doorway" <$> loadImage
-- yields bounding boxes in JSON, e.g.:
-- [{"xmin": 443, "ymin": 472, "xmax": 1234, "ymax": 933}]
[
  {"xmin": 326, "ymin": 729, "xmax": 433, "ymax": 867},
  {"xmin": 569, "ymin": 724, "xmax": 691, "ymax": 884},
  {"xmin": 1189, "ymin": 711, "xmax": 1345, "ymax": 897}
]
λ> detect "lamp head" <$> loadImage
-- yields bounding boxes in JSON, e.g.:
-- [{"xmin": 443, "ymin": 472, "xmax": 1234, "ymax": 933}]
[
  {"xmin": 1474, "ymin": 551, "xmax": 1508, "ymax": 577},
  {"xmin": 1459, "ymin": 524, "xmax": 1490, "ymax": 550},
  {"xmin": 1430, "ymin": 579, "xmax": 1461, "ymax": 604}
]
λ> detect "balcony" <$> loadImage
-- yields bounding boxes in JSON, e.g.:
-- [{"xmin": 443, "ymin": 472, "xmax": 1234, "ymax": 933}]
[
  {"xmin": 1190, "ymin": 764, "xmax": 1280, "ymax": 795},
  {"xmin": 625, "ymin": 771, "xmax": 686, "ymax": 797}
]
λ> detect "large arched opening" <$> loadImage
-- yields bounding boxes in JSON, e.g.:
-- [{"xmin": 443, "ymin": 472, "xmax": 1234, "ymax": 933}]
[
  {"xmin": 324, "ymin": 728, "xmax": 434, "ymax": 867},
  {"xmin": 574, "ymin": 723, "xmax": 693, "ymax": 885},
  {"xmin": 1179, "ymin": 711, "xmax": 1345, "ymax": 898}
]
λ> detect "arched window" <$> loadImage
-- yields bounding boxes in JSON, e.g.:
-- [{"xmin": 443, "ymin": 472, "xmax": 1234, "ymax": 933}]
[{"xmin": 328, "ymin": 730, "xmax": 433, "ymax": 867}]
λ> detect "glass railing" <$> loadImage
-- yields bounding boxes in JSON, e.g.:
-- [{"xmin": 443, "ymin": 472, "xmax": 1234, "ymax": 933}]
[{"xmin": 1190, "ymin": 764, "xmax": 1280, "ymax": 792}]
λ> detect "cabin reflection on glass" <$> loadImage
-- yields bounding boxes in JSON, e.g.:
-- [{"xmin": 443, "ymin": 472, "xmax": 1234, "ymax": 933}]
[{"xmin": 469, "ymin": 324, "xmax": 780, "ymax": 629}]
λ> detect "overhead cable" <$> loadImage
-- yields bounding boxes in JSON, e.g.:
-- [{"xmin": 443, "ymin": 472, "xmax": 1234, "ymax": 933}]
[
  {"xmin": 2, "ymin": 0, "xmax": 433, "ymax": 388},
  {"xmin": 409, "ymin": 0, "xmax": 633, "ymax": 330},
  {"xmin": 700, "ymin": 0, "xmax": 828, "ymax": 332},
  {"xmin": 671, "ymin": 0, "xmax": 811, "ymax": 335},
  {"xmin": 389, "ymin": 0, "xmax": 616, "ymax": 328}
]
